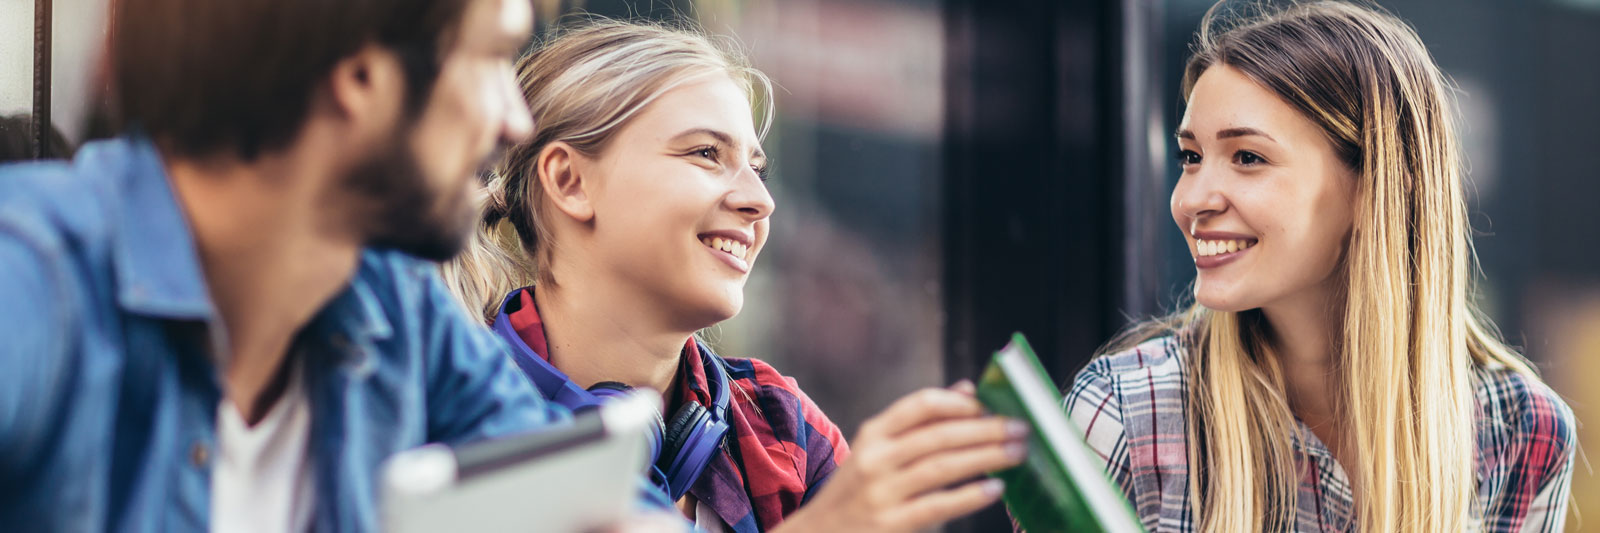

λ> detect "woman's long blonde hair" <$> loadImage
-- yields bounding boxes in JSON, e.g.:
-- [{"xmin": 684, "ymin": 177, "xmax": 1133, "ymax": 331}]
[
  {"xmin": 1109, "ymin": 2, "xmax": 1542, "ymax": 530},
  {"xmin": 441, "ymin": 19, "xmax": 773, "ymax": 322}
]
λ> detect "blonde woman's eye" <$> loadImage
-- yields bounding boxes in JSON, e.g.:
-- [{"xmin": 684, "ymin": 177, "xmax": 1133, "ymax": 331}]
[
  {"xmin": 693, "ymin": 146, "xmax": 719, "ymax": 160},
  {"xmin": 1175, "ymin": 149, "xmax": 1201, "ymax": 166},
  {"xmin": 1235, "ymin": 150, "xmax": 1265, "ymax": 165}
]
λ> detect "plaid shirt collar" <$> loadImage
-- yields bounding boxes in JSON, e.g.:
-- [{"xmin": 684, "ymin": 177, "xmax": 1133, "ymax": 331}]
[
  {"xmin": 498, "ymin": 288, "xmax": 847, "ymax": 532},
  {"xmin": 502, "ymin": 287, "xmax": 716, "ymax": 410}
]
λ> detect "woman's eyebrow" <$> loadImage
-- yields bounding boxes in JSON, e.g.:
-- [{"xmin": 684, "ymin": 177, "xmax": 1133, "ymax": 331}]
[
  {"xmin": 1215, "ymin": 127, "xmax": 1276, "ymax": 142},
  {"xmin": 1174, "ymin": 127, "xmax": 1276, "ymax": 142}
]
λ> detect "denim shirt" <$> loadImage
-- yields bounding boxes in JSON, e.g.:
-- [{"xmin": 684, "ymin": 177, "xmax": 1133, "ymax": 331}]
[{"xmin": 0, "ymin": 137, "xmax": 573, "ymax": 531}]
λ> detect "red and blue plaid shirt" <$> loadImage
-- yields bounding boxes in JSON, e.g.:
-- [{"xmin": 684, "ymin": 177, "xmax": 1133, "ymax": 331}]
[
  {"xmin": 1063, "ymin": 335, "xmax": 1576, "ymax": 532},
  {"xmin": 504, "ymin": 297, "xmax": 850, "ymax": 532}
]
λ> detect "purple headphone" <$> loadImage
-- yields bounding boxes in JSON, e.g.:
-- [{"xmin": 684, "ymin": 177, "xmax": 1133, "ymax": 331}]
[{"xmin": 491, "ymin": 289, "xmax": 731, "ymax": 501}]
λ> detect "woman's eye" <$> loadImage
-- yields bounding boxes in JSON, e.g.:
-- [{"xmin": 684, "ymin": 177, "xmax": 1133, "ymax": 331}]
[
  {"xmin": 1175, "ymin": 149, "xmax": 1201, "ymax": 166},
  {"xmin": 754, "ymin": 165, "xmax": 771, "ymax": 182},
  {"xmin": 1234, "ymin": 150, "xmax": 1265, "ymax": 165},
  {"xmin": 694, "ymin": 147, "xmax": 719, "ymax": 160}
]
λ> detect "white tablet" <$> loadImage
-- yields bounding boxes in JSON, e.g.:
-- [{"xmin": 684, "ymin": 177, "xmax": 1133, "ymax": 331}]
[{"xmin": 381, "ymin": 392, "xmax": 659, "ymax": 533}]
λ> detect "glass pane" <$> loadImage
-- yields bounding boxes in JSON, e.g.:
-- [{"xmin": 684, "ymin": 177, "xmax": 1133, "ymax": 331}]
[
  {"xmin": 0, "ymin": 0, "xmax": 33, "ymax": 116},
  {"xmin": 708, "ymin": 0, "xmax": 946, "ymax": 436},
  {"xmin": 50, "ymin": 0, "xmax": 111, "ymax": 145}
]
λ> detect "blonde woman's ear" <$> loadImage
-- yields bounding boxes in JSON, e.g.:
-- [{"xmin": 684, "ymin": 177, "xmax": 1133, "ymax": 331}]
[{"xmin": 536, "ymin": 141, "xmax": 595, "ymax": 223}]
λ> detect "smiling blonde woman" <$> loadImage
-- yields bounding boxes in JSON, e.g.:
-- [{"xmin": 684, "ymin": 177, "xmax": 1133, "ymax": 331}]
[
  {"xmin": 444, "ymin": 20, "xmax": 1027, "ymax": 533},
  {"xmin": 1062, "ymin": 2, "xmax": 1576, "ymax": 532}
]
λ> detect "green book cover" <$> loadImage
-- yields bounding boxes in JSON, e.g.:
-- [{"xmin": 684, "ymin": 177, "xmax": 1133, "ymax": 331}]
[{"xmin": 976, "ymin": 333, "xmax": 1145, "ymax": 533}]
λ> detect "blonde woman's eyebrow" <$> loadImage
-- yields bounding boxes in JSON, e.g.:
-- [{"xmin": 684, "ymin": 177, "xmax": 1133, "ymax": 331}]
[
  {"xmin": 1175, "ymin": 127, "xmax": 1277, "ymax": 143},
  {"xmin": 1215, "ymin": 127, "xmax": 1276, "ymax": 142}
]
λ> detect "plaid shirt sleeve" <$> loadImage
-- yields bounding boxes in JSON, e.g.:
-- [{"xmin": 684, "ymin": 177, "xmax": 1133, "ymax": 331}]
[
  {"xmin": 768, "ymin": 369, "xmax": 851, "ymax": 493},
  {"xmin": 1477, "ymin": 368, "xmax": 1578, "ymax": 532},
  {"xmin": 1064, "ymin": 358, "xmax": 1135, "ymax": 495},
  {"xmin": 1013, "ymin": 358, "xmax": 1137, "ymax": 533},
  {"xmin": 713, "ymin": 357, "xmax": 851, "ymax": 532},
  {"xmin": 1060, "ymin": 338, "xmax": 1192, "ymax": 532}
]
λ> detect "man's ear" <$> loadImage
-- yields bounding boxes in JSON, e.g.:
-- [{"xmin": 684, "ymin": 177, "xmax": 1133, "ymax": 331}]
[
  {"xmin": 322, "ymin": 44, "xmax": 407, "ymax": 135},
  {"xmin": 537, "ymin": 142, "xmax": 596, "ymax": 223}
]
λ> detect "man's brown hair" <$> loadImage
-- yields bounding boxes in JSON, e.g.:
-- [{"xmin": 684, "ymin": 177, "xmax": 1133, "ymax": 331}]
[{"xmin": 110, "ymin": 0, "xmax": 475, "ymax": 160}]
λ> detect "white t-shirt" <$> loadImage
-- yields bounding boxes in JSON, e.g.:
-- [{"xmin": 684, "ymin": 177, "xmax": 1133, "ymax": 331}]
[
  {"xmin": 212, "ymin": 363, "xmax": 316, "ymax": 533},
  {"xmin": 694, "ymin": 500, "xmax": 727, "ymax": 533}
]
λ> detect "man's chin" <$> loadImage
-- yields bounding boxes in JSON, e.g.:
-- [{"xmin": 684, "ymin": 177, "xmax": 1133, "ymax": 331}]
[
  {"xmin": 368, "ymin": 234, "xmax": 465, "ymax": 262},
  {"xmin": 368, "ymin": 216, "xmax": 475, "ymax": 262},
  {"xmin": 363, "ymin": 183, "xmax": 481, "ymax": 262}
]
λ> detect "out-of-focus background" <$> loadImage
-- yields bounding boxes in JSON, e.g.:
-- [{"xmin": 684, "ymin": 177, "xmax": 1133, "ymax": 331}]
[{"xmin": 4, "ymin": 0, "xmax": 1596, "ymax": 530}]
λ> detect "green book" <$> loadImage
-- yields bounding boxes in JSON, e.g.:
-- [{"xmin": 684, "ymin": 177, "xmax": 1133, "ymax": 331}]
[{"xmin": 977, "ymin": 333, "xmax": 1145, "ymax": 533}]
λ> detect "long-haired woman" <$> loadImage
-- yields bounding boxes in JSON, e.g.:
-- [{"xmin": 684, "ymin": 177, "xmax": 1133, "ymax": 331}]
[{"xmin": 1064, "ymin": 3, "xmax": 1576, "ymax": 531}]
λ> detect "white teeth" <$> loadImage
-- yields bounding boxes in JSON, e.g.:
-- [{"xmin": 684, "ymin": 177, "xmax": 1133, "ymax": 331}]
[
  {"xmin": 702, "ymin": 236, "xmax": 751, "ymax": 261},
  {"xmin": 1196, "ymin": 239, "xmax": 1255, "ymax": 257}
]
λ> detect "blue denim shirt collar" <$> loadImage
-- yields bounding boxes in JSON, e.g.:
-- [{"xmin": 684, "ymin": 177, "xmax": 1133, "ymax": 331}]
[
  {"xmin": 305, "ymin": 274, "xmax": 395, "ymax": 377},
  {"xmin": 109, "ymin": 136, "xmax": 393, "ymax": 349},
  {"xmin": 111, "ymin": 136, "xmax": 214, "ymax": 320}
]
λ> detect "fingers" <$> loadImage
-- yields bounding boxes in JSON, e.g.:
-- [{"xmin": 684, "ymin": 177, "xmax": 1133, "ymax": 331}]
[
  {"xmin": 821, "ymin": 380, "xmax": 1019, "ymax": 532},
  {"xmin": 879, "ymin": 416, "xmax": 1028, "ymax": 469},
  {"xmin": 882, "ymin": 478, "xmax": 1006, "ymax": 530},
  {"xmin": 891, "ymin": 440, "xmax": 1028, "ymax": 500},
  {"xmin": 859, "ymin": 386, "xmax": 987, "ymax": 440}
]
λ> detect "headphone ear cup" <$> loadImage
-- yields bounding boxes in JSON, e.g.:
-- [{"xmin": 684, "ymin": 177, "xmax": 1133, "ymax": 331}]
[
  {"xmin": 657, "ymin": 402, "xmax": 710, "ymax": 472},
  {"xmin": 585, "ymin": 381, "xmax": 666, "ymax": 460}
]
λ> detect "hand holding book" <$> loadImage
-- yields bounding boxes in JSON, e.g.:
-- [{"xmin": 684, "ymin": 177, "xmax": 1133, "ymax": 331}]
[
  {"xmin": 777, "ymin": 382, "xmax": 1028, "ymax": 533},
  {"xmin": 978, "ymin": 333, "xmax": 1146, "ymax": 533}
]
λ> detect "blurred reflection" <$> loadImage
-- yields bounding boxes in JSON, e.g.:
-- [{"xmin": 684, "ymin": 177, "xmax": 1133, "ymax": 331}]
[
  {"xmin": 718, "ymin": 0, "xmax": 945, "ymax": 436},
  {"xmin": 0, "ymin": 115, "xmax": 75, "ymax": 162}
]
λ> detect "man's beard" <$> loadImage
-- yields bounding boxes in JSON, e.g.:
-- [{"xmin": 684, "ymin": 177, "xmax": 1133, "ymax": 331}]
[{"xmin": 342, "ymin": 129, "xmax": 478, "ymax": 262}]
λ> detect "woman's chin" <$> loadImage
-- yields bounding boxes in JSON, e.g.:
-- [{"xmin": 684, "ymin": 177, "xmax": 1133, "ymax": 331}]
[
  {"xmin": 715, "ymin": 297, "xmax": 744, "ymax": 323},
  {"xmin": 1194, "ymin": 291, "xmax": 1255, "ymax": 314},
  {"xmin": 678, "ymin": 291, "xmax": 743, "ymax": 329}
]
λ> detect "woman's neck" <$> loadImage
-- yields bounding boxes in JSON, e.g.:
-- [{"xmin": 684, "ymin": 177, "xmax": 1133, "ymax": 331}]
[
  {"xmin": 531, "ymin": 280, "xmax": 690, "ymax": 402},
  {"xmin": 1260, "ymin": 284, "xmax": 1341, "ymax": 424},
  {"xmin": 1260, "ymin": 280, "xmax": 1360, "ymax": 495}
]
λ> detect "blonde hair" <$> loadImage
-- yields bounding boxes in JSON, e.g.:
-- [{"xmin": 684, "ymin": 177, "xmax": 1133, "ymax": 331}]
[
  {"xmin": 442, "ymin": 19, "xmax": 774, "ymax": 322},
  {"xmin": 1108, "ymin": 2, "xmax": 1543, "ymax": 530}
]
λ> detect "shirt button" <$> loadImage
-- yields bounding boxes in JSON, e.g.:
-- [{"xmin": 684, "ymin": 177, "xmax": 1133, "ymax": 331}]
[{"xmin": 191, "ymin": 442, "xmax": 210, "ymax": 467}]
